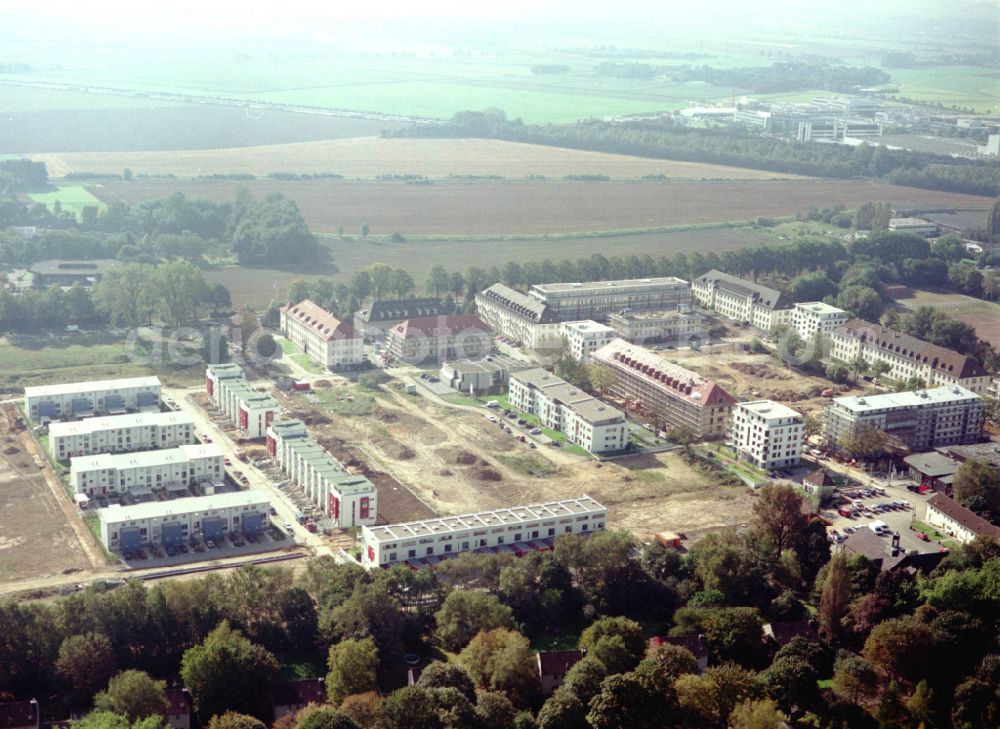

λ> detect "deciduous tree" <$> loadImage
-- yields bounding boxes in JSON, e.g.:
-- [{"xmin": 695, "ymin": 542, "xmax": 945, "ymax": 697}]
[
  {"xmin": 93, "ymin": 670, "xmax": 168, "ymax": 721},
  {"xmin": 326, "ymin": 637, "xmax": 378, "ymax": 705}
]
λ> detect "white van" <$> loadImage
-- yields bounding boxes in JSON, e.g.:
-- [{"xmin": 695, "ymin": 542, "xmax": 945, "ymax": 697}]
[{"xmin": 870, "ymin": 520, "xmax": 890, "ymax": 535}]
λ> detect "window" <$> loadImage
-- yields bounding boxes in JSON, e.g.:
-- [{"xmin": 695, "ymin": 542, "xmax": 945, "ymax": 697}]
[
  {"xmin": 408, "ymin": 549, "xmax": 416, "ymax": 558},
  {"xmin": 389, "ymin": 552, "xmax": 397, "ymax": 562}
]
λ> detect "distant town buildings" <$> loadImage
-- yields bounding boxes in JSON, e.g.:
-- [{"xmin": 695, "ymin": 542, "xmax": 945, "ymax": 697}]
[
  {"xmin": 528, "ymin": 277, "xmax": 692, "ymax": 322},
  {"xmin": 280, "ymin": 299, "xmax": 364, "ymax": 371},
  {"xmin": 729, "ymin": 400, "xmax": 804, "ymax": 470},
  {"xmin": 591, "ymin": 339, "xmax": 736, "ymax": 439},
  {"xmin": 385, "ymin": 314, "xmax": 492, "ymax": 364},
  {"xmin": 692, "ymin": 270, "xmax": 792, "ymax": 332},
  {"xmin": 559, "ymin": 320, "xmax": 617, "ymax": 362},
  {"xmin": 606, "ymin": 307, "xmax": 704, "ymax": 345},
  {"xmin": 49, "ymin": 411, "xmax": 195, "ymax": 461},
  {"xmin": 24, "ymin": 376, "xmax": 162, "ymax": 422}
]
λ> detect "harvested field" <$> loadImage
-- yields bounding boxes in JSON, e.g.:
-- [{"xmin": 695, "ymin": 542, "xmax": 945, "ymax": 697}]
[
  {"xmin": 36, "ymin": 138, "xmax": 803, "ymax": 180},
  {"xmin": 89, "ymin": 178, "xmax": 994, "ymax": 238},
  {"xmin": 895, "ymin": 288, "xmax": 1000, "ymax": 350}
]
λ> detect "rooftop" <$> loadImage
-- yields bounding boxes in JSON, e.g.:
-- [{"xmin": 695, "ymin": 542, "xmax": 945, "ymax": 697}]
[
  {"xmin": 794, "ymin": 301, "xmax": 847, "ymax": 316},
  {"xmin": 608, "ymin": 308, "xmax": 697, "ymax": 321},
  {"xmin": 737, "ymin": 399, "xmax": 802, "ymax": 420},
  {"xmin": 889, "ymin": 217, "xmax": 937, "ymax": 227},
  {"xmin": 390, "ymin": 314, "xmax": 490, "ymax": 340},
  {"xmin": 841, "ymin": 528, "xmax": 945, "ymax": 572},
  {"xmin": 531, "ymin": 276, "xmax": 689, "ymax": 296},
  {"xmin": 356, "ymin": 298, "xmax": 443, "ymax": 323},
  {"xmin": 927, "ymin": 493, "xmax": 1000, "ymax": 539},
  {"xmin": 941, "ymin": 442, "xmax": 1000, "ymax": 467},
  {"xmin": 284, "ymin": 299, "xmax": 356, "ymax": 341},
  {"xmin": 476, "ymin": 283, "xmax": 557, "ymax": 323},
  {"xmin": 28, "ymin": 259, "xmax": 118, "ymax": 276},
  {"xmin": 831, "ymin": 385, "xmax": 981, "ymax": 413},
  {"xmin": 903, "ymin": 451, "xmax": 958, "ymax": 477},
  {"xmin": 207, "ymin": 362, "xmax": 243, "ymax": 378},
  {"xmin": 443, "ymin": 354, "xmax": 530, "ymax": 376},
  {"xmin": 50, "ymin": 411, "xmax": 195, "ymax": 438},
  {"xmin": 694, "ymin": 270, "xmax": 789, "ymax": 311},
  {"xmin": 561, "ymin": 320, "xmax": 617, "ymax": 335},
  {"xmin": 364, "ymin": 496, "xmax": 605, "ymax": 543},
  {"xmin": 71, "ymin": 443, "xmax": 225, "ymax": 472},
  {"xmin": 97, "ymin": 489, "xmax": 269, "ymax": 523},
  {"xmin": 268, "ymin": 418, "xmax": 309, "ymax": 439},
  {"xmin": 537, "ymin": 650, "xmax": 585, "ymax": 676},
  {"xmin": 512, "ymin": 368, "xmax": 626, "ymax": 424},
  {"xmin": 25, "ymin": 376, "xmax": 161, "ymax": 399}
]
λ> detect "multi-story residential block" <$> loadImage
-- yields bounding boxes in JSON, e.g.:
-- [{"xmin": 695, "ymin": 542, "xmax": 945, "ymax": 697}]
[
  {"xmin": 439, "ymin": 355, "xmax": 532, "ymax": 396},
  {"xmin": 606, "ymin": 307, "xmax": 705, "ymax": 345},
  {"xmin": 791, "ymin": 302, "xmax": 848, "ymax": 344},
  {"xmin": 729, "ymin": 400, "xmax": 804, "ymax": 470},
  {"xmin": 590, "ymin": 339, "xmax": 736, "ymax": 439},
  {"xmin": 692, "ymin": 271, "xmax": 792, "ymax": 331},
  {"xmin": 205, "ymin": 364, "xmax": 280, "ymax": 438},
  {"xmin": 528, "ymin": 277, "xmax": 692, "ymax": 322},
  {"xmin": 71, "ymin": 443, "xmax": 225, "ymax": 498},
  {"xmin": 266, "ymin": 419, "xmax": 377, "ymax": 529},
  {"xmin": 385, "ymin": 315, "xmax": 492, "ymax": 364},
  {"xmin": 474, "ymin": 283, "xmax": 561, "ymax": 349},
  {"xmin": 354, "ymin": 298, "xmax": 444, "ymax": 340},
  {"xmin": 280, "ymin": 299, "xmax": 364, "ymax": 370},
  {"xmin": 360, "ymin": 496, "xmax": 606, "ymax": 568},
  {"xmin": 49, "ymin": 411, "xmax": 196, "ymax": 461},
  {"xmin": 829, "ymin": 320, "xmax": 991, "ymax": 395},
  {"xmin": 97, "ymin": 490, "xmax": 269, "ymax": 553},
  {"xmin": 509, "ymin": 369, "xmax": 628, "ymax": 454},
  {"xmin": 824, "ymin": 386, "xmax": 984, "ymax": 453},
  {"xmin": 559, "ymin": 321, "xmax": 617, "ymax": 362},
  {"xmin": 25, "ymin": 376, "xmax": 161, "ymax": 422}
]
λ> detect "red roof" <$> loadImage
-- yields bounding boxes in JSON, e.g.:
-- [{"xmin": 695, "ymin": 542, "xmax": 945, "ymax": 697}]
[
  {"xmin": 284, "ymin": 299, "xmax": 356, "ymax": 341},
  {"xmin": 536, "ymin": 650, "xmax": 584, "ymax": 676},
  {"xmin": 272, "ymin": 678, "xmax": 327, "ymax": 707},
  {"xmin": 390, "ymin": 315, "xmax": 489, "ymax": 340}
]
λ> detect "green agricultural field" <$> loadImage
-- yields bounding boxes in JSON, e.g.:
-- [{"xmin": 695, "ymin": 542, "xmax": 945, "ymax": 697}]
[
  {"xmin": 26, "ymin": 185, "xmax": 105, "ymax": 219},
  {"xmin": 890, "ymin": 66, "xmax": 1000, "ymax": 113}
]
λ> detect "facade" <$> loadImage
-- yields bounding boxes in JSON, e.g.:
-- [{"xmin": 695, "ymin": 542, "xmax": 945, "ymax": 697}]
[
  {"xmin": 474, "ymin": 283, "xmax": 561, "ymax": 349},
  {"xmin": 266, "ymin": 419, "xmax": 377, "ymax": 529},
  {"xmin": 205, "ymin": 364, "xmax": 280, "ymax": 439},
  {"xmin": 24, "ymin": 376, "xmax": 161, "ymax": 422},
  {"xmin": 528, "ymin": 277, "xmax": 692, "ymax": 322},
  {"xmin": 888, "ymin": 218, "xmax": 938, "ymax": 236},
  {"xmin": 163, "ymin": 689, "xmax": 191, "ymax": 729},
  {"xmin": 559, "ymin": 320, "xmax": 617, "ymax": 362},
  {"xmin": 824, "ymin": 386, "xmax": 984, "ymax": 453},
  {"xmin": 829, "ymin": 319, "xmax": 991, "ymax": 395},
  {"xmin": 508, "ymin": 369, "xmax": 628, "ymax": 454},
  {"xmin": 439, "ymin": 355, "xmax": 532, "ymax": 395},
  {"xmin": 97, "ymin": 490, "xmax": 269, "ymax": 552},
  {"xmin": 360, "ymin": 496, "xmax": 606, "ymax": 568},
  {"xmin": 692, "ymin": 270, "xmax": 792, "ymax": 331},
  {"xmin": 729, "ymin": 400, "xmax": 804, "ymax": 470},
  {"xmin": 280, "ymin": 299, "xmax": 363, "ymax": 370},
  {"xmin": 536, "ymin": 651, "xmax": 585, "ymax": 697},
  {"xmin": 70, "ymin": 443, "xmax": 225, "ymax": 498},
  {"xmin": 606, "ymin": 308, "xmax": 704, "ymax": 344},
  {"xmin": 590, "ymin": 339, "xmax": 737, "ymax": 439},
  {"xmin": 385, "ymin": 315, "xmax": 492, "ymax": 365},
  {"xmin": 791, "ymin": 302, "xmax": 848, "ymax": 343},
  {"xmin": 0, "ymin": 700, "xmax": 39, "ymax": 729},
  {"xmin": 49, "ymin": 411, "xmax": 195, "ymax": 461},
  {"xmin": 273, "ymin": 679, "xmax": 327, "ymax": 721},
  {"xmin": 354, "ymin": 298, "xmax": 443, "ymax": 340},
  {"xmin": 925, "ymin": 493, "xmax": 1000, "ymax": 543}
]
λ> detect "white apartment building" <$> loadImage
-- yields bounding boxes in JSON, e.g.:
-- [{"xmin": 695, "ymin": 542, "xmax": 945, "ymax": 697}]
[
  {"xmin": 508, "ymin": 369, "xmax": 627, "ymax": 454},
  {"xmin": 98, "ymin": 490, "xmax": 270, "ymax": 553},
  {"xmin": 692, "ymin": 271, "xmax": 793, "ymax": 332},
  {"xmin": 281, "ymin": 299, "xmax": 364, "ymax": 370},
  {"xmin": 729, "ymin": 400, "xmax": 804, "ymax": 470},
  {"xmin": 266, "ymin": 419, "xmax": 377, "ymax": 529},
  {"xmin": 559, "ymin": 321, "xmax": 617, "ymax": 362},
  {"xmin": 824, "ymin": 386, "xmax": 984, "ymax": 453},
  {"xmin": 528, "ymin": 277, "xmax": 692, "ymax": 322},
  {"xmin": 205, "ymin": 364, "xmax": 280, "ymax": 438},
  {"xmin": 829, "ymin": 320, "xmax": 991, "ymax": 395},
  {"xmin": 49, "ymin": 411, "xmax": 195, "ymax": 461},
  {"xmin": 71, "ymin": 443, "xmax": 225, "ymax": 498},
  {"xmin": 925, "ymin": 493, "xmax": 1000, "ymax": 544},
  {"xmin": 606, "ymin": 308, "xmax": 705, "ymax": 345},
  {"xmin": 791, "ymin": 302, "xmax": 849, "ymax": 344},
  {"xmin": 474, "ymin": 283, "xmax": 562, "ymax": 350},
  {"xmin": 25, "ymin": 376, "xmax": 161, "ymax": 422},
  {"xmin": 360, "ymin": 496, "xmax": 606, "ymax": 568}
]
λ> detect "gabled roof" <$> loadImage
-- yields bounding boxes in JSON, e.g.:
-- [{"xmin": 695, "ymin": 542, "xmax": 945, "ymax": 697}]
[
  {"xmin": 841, "ymin": 529, "xmax": 946, "ymax": 572},
  {"xmin": 272, "ymin": 678, "xmax": 326, "ymax": 707},
  {"xmin": 537, "ymin": 650, "xmax": 584, "ymax": 676},
  {"xmin": 804, "ymin": 468, "xmax": 835, "ymax": 487},
  {"xmin": 476, "ymin": 283, "xmax": 558, "ymax": 323},
  {"xmin": 357, "ymin": 298, "xmax": 443, "ymax": 323},
  {"xmin": 927, "ymin": 493, "xmax": 1000, "ymax": 539},
  {"xmin": 284, "ymin": 299, "xmax": 356, "ymax": 341},
  {"xmin": 694, "ymin": 270, "xmax": 789, "ymax": 311},
  {"xmin": 390, "ymin": 315, "xmax": 489, "ymax": 340}
]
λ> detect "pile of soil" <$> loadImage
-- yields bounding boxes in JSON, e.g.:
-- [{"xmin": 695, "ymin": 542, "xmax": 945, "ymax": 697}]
[
  {"xmin": 455, "ymin": 451, "xmax": 478, "ymax": 465},
  {"xmin": 474, "ymin": 468, "xmax": 502, "ymax": 482},
  {"xmin": 375, "ymin": 408, "xmax": 399, "ymax": 423},
  {"xmin": 314, "ymin": 380, "xmax": 331, "ymax": 388},
  {"xmin": 3, "ymin": 445, "xmax": 19, "ymax": 455}
]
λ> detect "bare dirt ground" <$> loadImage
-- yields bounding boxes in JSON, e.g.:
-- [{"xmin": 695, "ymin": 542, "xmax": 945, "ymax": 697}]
[
  {"xmin": 36, "ymin": 138, "xmax": 801, "ymax": 180},
  {"xmin": 0, "ymin": 405, "xmax": 98, "ymax": 584},
  {"xmin": 282, "ymin": 383, "xmax": 752, "ymax": 540}
]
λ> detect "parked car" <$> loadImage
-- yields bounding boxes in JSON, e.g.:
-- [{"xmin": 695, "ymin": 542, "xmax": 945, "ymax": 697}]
[
  {"xmin": 529, "ymin": 428, "xmax": 542, "ymax": 435},
  {"xmin": 916, "ymin": 532, "xmax": 930, "ymax": 541}
]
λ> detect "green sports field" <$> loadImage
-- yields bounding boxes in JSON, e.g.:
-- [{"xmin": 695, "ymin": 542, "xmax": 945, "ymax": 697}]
[{"xmin": 26, "ymin": 185, "xmax": 106, "ymax": 219}]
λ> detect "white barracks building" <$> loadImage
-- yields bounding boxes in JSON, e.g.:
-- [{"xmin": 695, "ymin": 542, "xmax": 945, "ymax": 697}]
[
  {"xmin": 729, "ymin": 400, "xmax": 804, "ymax": 470},
  {"xmin": 361, "ymin": 496, "xmax": 606, "ymax": 569},
  {"xmin": 205, "ymin": 364, "xmax": 280, "ymax": 438},
  {"xmin": 25, "ymin": 376, "xmax": 161, "ymax": 422},
  {"xmin": 49, "ymin": 411, "xmax": 196, "ymax": 461},
  {"xmin": 266, "ymin": 419, "xmax": 377, "ymax": 528},
  {"xmin": 70, "ymin": 443, "xmax": 225, "ymax": 498},
  {"xmin": 281, "ymin": 299, "xmax": 364, "ymax": 370}
]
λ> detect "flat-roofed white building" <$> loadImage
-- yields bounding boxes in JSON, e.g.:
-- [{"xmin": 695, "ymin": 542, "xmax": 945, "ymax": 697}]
[
  {"xmin": 791, "ymin": 302, "xmax": 849, "ymax": 344},
  {"xmin": 49, "ymin": 411, "xmax": 196, "ymax": 461},
  {"xmin": 98, "ymin": 490, "xmax": 269, "ymax": 553},
  {"xmin": 888, "ymin": 218, "xmax": 938, "ymax": 237},
  {"xmin": 559, "ymin": 321, "xmax": 617, "ymax": 362},
  {"xmin": 71, "ymin": 443, "xmax": 225, "ymax": 498},
  {"xmin": 360, "ymin": 496, "xmax": 606, "ymax": 568},
  {"xmin": 281, "ymin": 299, "xmax": 363, "ymax": 370},
  {"xmin": 529, "ymin": 277, "xmax": 692, "ymax": 322},
  {"xmin": 509, "ymin": 369, "xmax": 627, "ymax": 454},
  {"xmin": 265, "ymin": 419, "xmax": 377, "ymax": 528},
  {"xmin": 729, "ymin": 400, "xmax": 804, "ymax": 470},
  {"xmin": 25, "ymin": 376, "xmax": 161, "ymax": 422},
  {"xmin": 204, "ymin": 364, "xmax": 280, "ymax": 439},
  {"xmin": 824, "ymin": 386, "xmax": 984, "ymax": 453},
  {"xmin": 692, "ymin": 271, "xmax": 792, "ymax": 332}
]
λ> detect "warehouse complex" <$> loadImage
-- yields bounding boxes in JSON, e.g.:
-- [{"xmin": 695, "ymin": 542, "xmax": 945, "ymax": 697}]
[
  {"xmin": 49, "ymin": 411, "xmax": 196, "ymax": 461},
  {"xmin": 24, "ymin": 376, "xmax": 162, "ymax": 422},
  {"xmin": 70, "ymin": 443, "xmax": 225, "ymax": 498},
  {"xmin": 205, "ymin": 364, "xmax": 280, "ymax": 438},
  {"xmin": 361, "ymin": 496, "xmax": 606, "ymax": 568}
]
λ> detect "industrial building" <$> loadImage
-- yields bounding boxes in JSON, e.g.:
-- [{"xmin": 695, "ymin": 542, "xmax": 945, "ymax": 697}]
[
  {"xmin": 439, "ymin": 355, "xmax": 532, "ymax": 395},
  {"xmin": 385, "ymin": 315, "xmax": 492, "ymax": 365},
  {"xmin": 205, "ymin": 364, "xmax": 280, "ymax": 438},
  {"xmin": 97, "ymin": 490, "xmax": 270, "ymax": 553},
  {"xmin": 280, "ymin": 299, "xmax": 364, "ymax": 370},
  {"xmin": 528, "ymin": 277, "xmax": 692, "ymax": 322},
  {"xmin": 824, "ymin": 386, "xmax": 984, "ymax": 453},
  {"xmin": 729, "ymin": 400, "xmax": 804, "ymax": 470},
  {"xmin": 25, "ymin": 376, "xmax": 161, "ymax": 422},
  {"xmin": 49, "ymin": 411, "xmax": 196, "ymax": 461},
  {"xmin": 360, "ymin": 496, "xmax": 606, "ymax": 568},
  {"xmin": 791, "ymin": 302, "xmax": 849, "ymax": 344},
  {"xmin": 474, "ymin": 282, "xmax": 562, "ymax": 350},
  {"xmin": 266, "ymin": 419, "xmax": 377, "ymax": 529},
  {"xmin": 590, "ymin": 339, "xmax": 736, "ymax": 439},
  {"xmin": 692, "ymin": 271, "xmax": 792, "ymax": 332},
  {"xmin": 606, "ymin": 307, "xmax": 704, "ymax": 345},
  {"xmin": 70, "ymin": 443, "xmax": 225, "ymax": 498},
  {"xmin": 508, "ymin": 369, "xmax": 628, "ymax": 454},
  {"xmin": 559, "ymin": 320, "xmax": 617, "ymax": 362}
]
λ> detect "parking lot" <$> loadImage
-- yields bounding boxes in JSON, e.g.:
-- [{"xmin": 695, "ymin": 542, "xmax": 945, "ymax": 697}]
[
  {"xmin": 118, "ymin": 527, "xmax": 291, "ymax": 569},
  {"xmin": 825, "ymin": 481, "xmax": 944, "ymax": 555}
]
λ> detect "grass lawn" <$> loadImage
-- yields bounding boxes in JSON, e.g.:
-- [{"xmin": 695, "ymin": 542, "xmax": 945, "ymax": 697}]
[
  {"xmin": 276, "ymin": 335, "xmax": 326, "ymax": 373},
  {"xmin": 312, "ymin": 386, "xmax": 378, "ymax": 416},
  {"xmin": 698, "ymin": 443, "xmax": 770, "ymax": 485},
  {"xmin": 912, "ymin": 520, "xmax": 948, "ymax": 541},
  {"xmin": 496, "ymin": 452, "xmax": 560, "ymax": 478},
  {"xmin": 26, "ymin": 185, "xmax": 106, "ymax": 219},
  {"xmin": 442, "ymin": 393, "xmax": 488, "ymax": 407},
  {"xmin": 494, "ymin": 393, "xmax": 591, "ymax": 456},
  {"xmin": 278, "ymin": 337, "xmax": 297, "ymax": 355}
]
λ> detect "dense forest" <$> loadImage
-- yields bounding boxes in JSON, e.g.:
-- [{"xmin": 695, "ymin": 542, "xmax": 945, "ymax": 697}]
[{"xmin": 2, "ymin": 485, "xmax": 998, "ymax": 728}]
